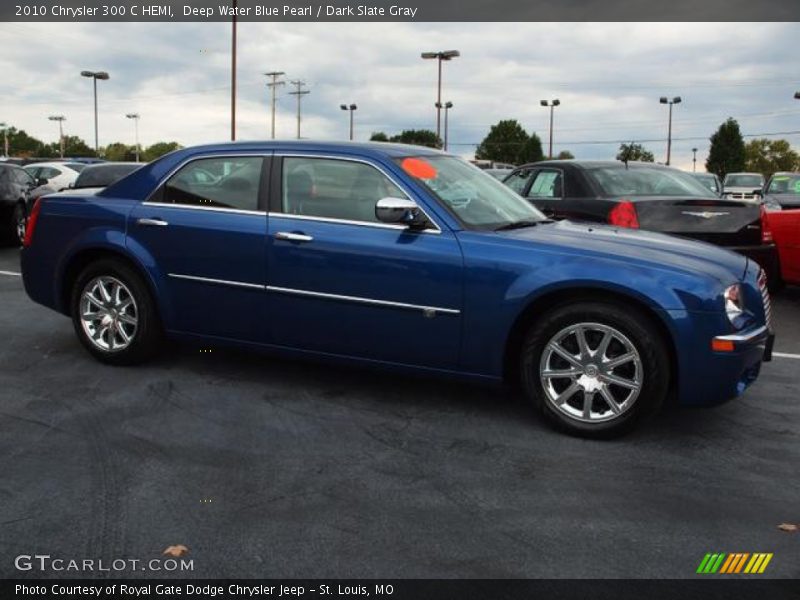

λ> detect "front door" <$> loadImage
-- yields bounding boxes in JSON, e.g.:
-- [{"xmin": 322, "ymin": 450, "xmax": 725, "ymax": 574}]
[
  {"xmin": 127, "ymin": 154, "xmax": 269, "ymax": 341},
  {"xmin": 265, "ymin": 155, "xmax": 463, "ymax": 370}
]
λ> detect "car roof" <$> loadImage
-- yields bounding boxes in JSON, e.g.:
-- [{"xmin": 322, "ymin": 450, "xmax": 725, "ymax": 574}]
[
  {"xmin": 82, "ymin": 161, "xmax": 141, "ymax": 169},
  {"xmin": 725, "ymin": 172, "xmax": 763, "ymax": 176},
  {"xmin": 24, "ymin": 161, "xmax": 77, "ymax": 169},
  {"xmin": 512, "ymin": 160, "xmax": 671, "ymax": 170},
  {"xmin": 170, "ymin": 140, "xmax": 445, "ymax": 160}
]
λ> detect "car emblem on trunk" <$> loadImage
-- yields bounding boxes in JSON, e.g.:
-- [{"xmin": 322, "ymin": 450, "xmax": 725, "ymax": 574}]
[{"xmin": 682, "ymin": 211, "xmax": 730, "ymax": 219}]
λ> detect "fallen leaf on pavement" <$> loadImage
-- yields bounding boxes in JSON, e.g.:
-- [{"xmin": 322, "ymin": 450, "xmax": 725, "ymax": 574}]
[
  {"xmin": 163, "ymin": 544, "xmax": 189, "ymax": 557},
  {"xmin": 777, "ymin": 523, "xmax": 798, "ymax": 532}
]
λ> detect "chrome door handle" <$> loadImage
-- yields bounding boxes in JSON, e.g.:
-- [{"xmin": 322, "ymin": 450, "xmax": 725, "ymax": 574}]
[
  {"xmin": 137, "ymin": 217, "xmax": 169, "ymax": 227},
  {"xmin": 274, "ymin": 231, "xmax": 313, "ymax": 243}
]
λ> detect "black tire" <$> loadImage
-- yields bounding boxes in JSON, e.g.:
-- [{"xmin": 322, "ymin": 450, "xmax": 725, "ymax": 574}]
[
  {"xmin": 520, "ymin": 301, "xmax": 669, "ymax": 438},
  {"xmin": 70, "ymin": 258, "xmax": 162, "ymax": 365}
]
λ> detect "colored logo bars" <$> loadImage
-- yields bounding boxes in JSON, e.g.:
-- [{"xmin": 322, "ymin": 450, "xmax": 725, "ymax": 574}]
[{"xmin": 697, "ymin": 553, "xmax": 773, "ymax": 574}]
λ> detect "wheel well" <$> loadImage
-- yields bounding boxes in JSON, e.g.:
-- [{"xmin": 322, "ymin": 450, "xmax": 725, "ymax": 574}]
[
  {"xmin": 60, "ymin": 248, "xmax": 154, "ymax": 315},
  {"xmin": 502, "ymin": 288, "xmax": 678, "ymax": 393}
]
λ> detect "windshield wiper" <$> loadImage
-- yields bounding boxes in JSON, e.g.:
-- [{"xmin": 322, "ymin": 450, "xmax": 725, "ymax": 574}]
[{"xmin": 494, "ymin": 219, "xmax": 549, "ymax": 231}]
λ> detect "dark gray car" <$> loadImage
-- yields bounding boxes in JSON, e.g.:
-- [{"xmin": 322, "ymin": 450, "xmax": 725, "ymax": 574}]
[
  {"xmin": 0, "ymin": 163, "xmax": 52, "ymax": 245},
  {"xmin": 762, "ymin": 172, "xmax": 800, "ymax": 210}
]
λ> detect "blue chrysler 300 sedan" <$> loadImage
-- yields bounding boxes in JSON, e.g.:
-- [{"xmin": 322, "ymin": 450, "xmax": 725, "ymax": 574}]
[{"xmin": 21, "ymin": 141, "xmax": 774, "ymax": 437}]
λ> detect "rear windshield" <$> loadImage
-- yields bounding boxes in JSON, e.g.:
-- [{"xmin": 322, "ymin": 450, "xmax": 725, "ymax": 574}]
[
  {"xmin": 725, "ymin": 174, "xmax": 763, "ymax": 188},
  {"xmin": 64, "ymin": 162, "xmax": 87, "ymax": 173},
  {"xmin": 74, "ymin": 164, "xmax": 140, "ymax": 188},
  {"xmin": 588, "ymin": 166, "xmax": 717, "ymax": 198},
  {"xmin": 766, "ymin": 174, "xmax": 800, "ymax": 195}
]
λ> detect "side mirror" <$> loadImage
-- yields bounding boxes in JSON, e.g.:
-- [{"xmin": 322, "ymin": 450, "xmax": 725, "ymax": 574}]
[
  {"xmin": 753, "ymin": 189, "xmax": 763, "ymax": 196},
  {"xmin": 37, "ymin": 177, "xmax": 48, "ymax": 186},
  {"xmin": 375, "ymin": 197, "xmax": 425, "ymax": 227}
]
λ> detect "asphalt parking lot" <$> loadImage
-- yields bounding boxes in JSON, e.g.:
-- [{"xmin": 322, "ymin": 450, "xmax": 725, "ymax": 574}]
[{"xmin": 0, "ymin": 246, "xmax": 798, "ymax": 579}]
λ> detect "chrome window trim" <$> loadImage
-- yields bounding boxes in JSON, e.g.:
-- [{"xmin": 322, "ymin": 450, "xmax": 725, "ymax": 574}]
[
  {"xmin": 144, "ymin": 152, "xmax": 270, "ymax": 209},
  {"xmin": 266, "ymin": 285, "xmax": 460, "ymax": 316},
  {"xmin": 267, "ymin": 211, "xmax": 440, "ymax": 233},
  {"xmin": 143, "ymin": 201, "xmax": 267, "ymax": 217},
  {"xmin": 277, "ymin": 153, "xmax": 443, "ymax": 233},
  {"xmin": 168, "ymin": 273, "xmax": 265, "ymax": 290}
]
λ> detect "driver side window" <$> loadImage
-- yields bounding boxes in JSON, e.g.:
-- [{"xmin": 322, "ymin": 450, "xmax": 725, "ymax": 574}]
[{"xmin": 164, "ymin": 157, "xmax": 263, "ymax": 211}]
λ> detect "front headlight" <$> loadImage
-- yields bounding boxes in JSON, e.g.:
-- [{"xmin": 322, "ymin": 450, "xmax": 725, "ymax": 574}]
[{"xmin": 724, "ymin": 283, "xmax": 744, "ymax": 323}]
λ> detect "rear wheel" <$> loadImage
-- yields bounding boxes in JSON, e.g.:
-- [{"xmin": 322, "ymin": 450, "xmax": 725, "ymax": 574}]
[
  {"xmin": 70, "ymin": 258, "xmax": 162, "ymax": 365},
  {"xmin": 520, "ymin": 301, "xmax": 669, "ymax": 438}
]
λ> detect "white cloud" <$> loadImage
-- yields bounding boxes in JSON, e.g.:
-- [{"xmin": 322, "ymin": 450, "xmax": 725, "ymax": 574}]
[{"xmin": 0, "ymin": 21, "xmax": 798, "ymax": 170}]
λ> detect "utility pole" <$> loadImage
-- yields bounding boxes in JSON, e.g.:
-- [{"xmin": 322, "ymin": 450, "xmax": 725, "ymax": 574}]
[
  {"xmin": 289, "ymin": 80, "xmax": 310, "ymax": 140},
  {"xmin": 0, "ymin": 122, "xmax": 8, "ymax": 157},
  {"xmin": 264, "ymin": 71, "xmax": 285, "ymax": 139},
  {"xmin": 48, "ymin": 115, "xmax": 66, "ymax": 158},
  {"xmin": 231, "ymin": 0, "xmax": 238, "ymax": 141}
]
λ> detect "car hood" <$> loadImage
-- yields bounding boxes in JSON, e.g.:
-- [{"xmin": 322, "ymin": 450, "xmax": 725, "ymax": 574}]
[{"xmin": 500, "ymin": 219, "xmax": 748, "ymax": 283}]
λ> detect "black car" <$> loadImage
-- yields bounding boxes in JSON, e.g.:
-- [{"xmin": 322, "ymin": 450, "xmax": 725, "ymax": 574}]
[
  {"xmin": 691, "ymin": 172, "xmax": 722, "ymax": 196},
  {"xmin": 0, "ymin": 163, "xmax": 52, "ymax": 246},
  {"xmin": 762, "ymin": 172, "xmax": 800, "ymax": 210},
  {"xmin": 71, "ymin": 162, "xmax": 142, "ymax": 189},
  {"xmin": 502, "ymin": 160, "xmax": 779, "ymax": 282}
]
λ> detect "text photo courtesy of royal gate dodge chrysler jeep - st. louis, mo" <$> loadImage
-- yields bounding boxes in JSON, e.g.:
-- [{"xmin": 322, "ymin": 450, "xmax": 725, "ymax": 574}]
[{"xmin": 0, "ymin": 1, "xmax": 799, "ymax": 598}]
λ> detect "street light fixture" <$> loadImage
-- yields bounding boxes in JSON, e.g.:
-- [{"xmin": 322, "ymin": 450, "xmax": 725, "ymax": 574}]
[
  {"xmin": 540, "ymin": 99, "xmax": 561, "ymax": 158},
  {"xmin": 80, "ymin": 70, "xmax": 110, "ymax": 155},
  {"xmin": 421, "ymin": 50, "xmax": 459, "ymax": 140},
  {"xmin": 692, "ymin": 147, "xmax": 698, "ymax": 172},
  {"xmin": 340, "ymin": 104, "xmax": 357, "ymax": 141},
  {"xmin": 436, "ymin": 101, "xmax": 453, "ymax": 151},
  {"xmin": 659, "ymin": 95, "xmax": 682, "ymax": 166},
  {"xmin": 48, "ymin": 115, "xmax": 66, "ymax": 158},
  {"xmin": 126, "ymin": 113, "xmax": 141, "ymax": 162}
]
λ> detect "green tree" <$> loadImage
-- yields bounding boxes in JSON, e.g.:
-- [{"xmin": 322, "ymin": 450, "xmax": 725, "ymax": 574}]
[
  {"xmin": 556, "ymin": 150, "xmax": 575, "ymax": 160},
  {"xmin": 142, "ymin": 141, "xmax": 182, "ymax": 161},
  {"xmin": 518, "ymin": 133, "xmax": 545, "ymax": 164},
  {"xmin": 744, "ymin": 138, "xmax": 800, "ymax": 178},
  {"xmin": 389, "ymin": 129, "xmax": 442, "ymax": 149},
  {"xmin": 58, "ymin": 135, "xmax": 97, "ymax": 158},
  {"xmin": 706, "ymin": 118, "xmax": 745, "ymax": 179},
  {"xmin": 616, "ymin": 143, "xmax": 654, "ymax": 163},
  {"xmin": 370, "ymin": 131, "xmax": 389, "ymax": 142},
  {"xmin": 475, "ymin": 120, "xmax": 529, "ymax": 165},
  {"xmin": 3, "ymin": 126, "xmax": 47, "ymax": 157},
  {"xmin": 103, "ymin": 142, "xmax": 136, "ymax": 162}
]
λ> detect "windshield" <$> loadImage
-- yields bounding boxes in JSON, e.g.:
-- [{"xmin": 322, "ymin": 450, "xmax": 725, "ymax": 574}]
[
  {"xmin": 589, "ymin": 166, "xmax": 718, "ymax": 198},
  {"xmin": 724, "ymin": 174, "xmax": 763, "ymax": 188},
  {"xmin": 766, "ymin": 174, "xmax": 800, "ymax": 195},
  {"xmin": 692, "ymin": 173, "xmax": 718, "ymax": 191},
  {"xmin": 396, "ymin": 155, "xmax": 546, "ymax": 230},
  {"xmin": 74, "ymin": 164, "xmax": 140, "ymax": 188}
]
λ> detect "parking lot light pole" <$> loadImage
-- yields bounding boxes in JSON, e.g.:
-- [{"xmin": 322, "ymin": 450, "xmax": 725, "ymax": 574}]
[
  {"xmin": 540, "ymin": 99, "xmax": 560, "ymax": 158},
  {"xmin": 692, "ymin": 147, "xmax": 698, "ymax": 172},
  {"xmin": 0, "ymin": 122, "xmax": 7, "ymax": 157},
  {"xmin": 436, "ymin": 101, "xmax": 453, "ymax": 151},
  {"xmin": 659, "ymin": 96, "xmax": 681, "ymax": 166},
  {"xmin": 48, "ymin": 115, "xmax": 66, "ymax": 158},
  {"xmin": 80, "ymin": 70, "xmax": 110, "ymax": 155},
  {"xmin": 421, "ymin": 50, "xmax": 459, "ymax": 140},
  {"xmin": 340, "ymin": 104, "xmax": 357, "ymax": 141},
  {"xmin": 126, "ymin": 113, "xmax": 141, "ymax": 162}
]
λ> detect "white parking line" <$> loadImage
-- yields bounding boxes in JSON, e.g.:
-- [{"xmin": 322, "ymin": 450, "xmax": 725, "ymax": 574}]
[
  {"xmin": 774, "ymin": 352, "xmax": 800, "ymax": 360},
  {"xmin": 0, "ymin": 270, "xmax": 21, "ymax": 277}
]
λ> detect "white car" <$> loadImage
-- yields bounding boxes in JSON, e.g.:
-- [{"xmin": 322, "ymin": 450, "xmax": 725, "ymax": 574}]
[{"xmin": 24, "ymin": 161, "xmax": 85, "ymax": 191}]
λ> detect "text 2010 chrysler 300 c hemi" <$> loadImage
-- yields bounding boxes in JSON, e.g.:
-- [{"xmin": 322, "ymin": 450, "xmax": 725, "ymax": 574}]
[{"xmin": 20, "ymin": 142, "xmax": 774, "ymax": 436}]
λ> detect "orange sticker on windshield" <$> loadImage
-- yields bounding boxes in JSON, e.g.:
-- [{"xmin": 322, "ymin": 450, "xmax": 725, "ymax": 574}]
[{"xmin": 401, "ymin": 157, "xmax": 437, "ymax": 179}]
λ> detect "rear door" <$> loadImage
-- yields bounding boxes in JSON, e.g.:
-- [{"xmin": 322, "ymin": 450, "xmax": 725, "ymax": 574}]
[
  {"xmin": 265, "ymin": 154, "xmax": 463, "ymax": 369},
  {"xmin": 127, "ymin": 154, "xmax": 270, "ymax": 341},
  {"xmin": 768, "ymin": 210, "xmax": 800, "ymax": 283}
]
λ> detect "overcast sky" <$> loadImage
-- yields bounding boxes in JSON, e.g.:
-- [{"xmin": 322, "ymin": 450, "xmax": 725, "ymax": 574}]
[{"xmin": 1, "ymin": 21, "xmax": 799, "ymax": 170}]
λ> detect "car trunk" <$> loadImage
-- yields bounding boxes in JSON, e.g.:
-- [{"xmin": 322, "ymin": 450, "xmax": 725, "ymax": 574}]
[{"xmin": 630, "ymin": 197, "xmax": 762, "ymax": 247}]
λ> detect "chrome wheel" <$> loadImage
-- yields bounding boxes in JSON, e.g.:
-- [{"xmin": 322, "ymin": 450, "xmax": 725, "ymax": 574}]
[
  {"xmin": 15, "ymin": 205, "xmax": 26, "ymax": 244},
  {"xmin": 79, "ymin": 276, "xmax": 138, "ymax": 352},
  {"xmin": 539, "ymin": 322, "xmax": 643, "ymax": 424}
]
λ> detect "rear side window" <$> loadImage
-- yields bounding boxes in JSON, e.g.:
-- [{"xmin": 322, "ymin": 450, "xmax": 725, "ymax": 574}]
[
  {"xmin": 163, "ymin": 157, "xmax": 263, "ymax": 211},
  {"xmin": 12, "ymin": 168, "xmax": 34, "ymax": 186},
  {"xmin": 281, "ymin": 157, "xmax": 405, "ymax": 223},
  {"xmin": 528, "ymin": 169, "xmax": 563, "ymax": 199}
]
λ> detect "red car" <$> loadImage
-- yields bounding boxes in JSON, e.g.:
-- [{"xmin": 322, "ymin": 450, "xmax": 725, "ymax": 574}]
[{"xmin": 765, "ymin": 208, "xmax": 800, "ymax": 285}]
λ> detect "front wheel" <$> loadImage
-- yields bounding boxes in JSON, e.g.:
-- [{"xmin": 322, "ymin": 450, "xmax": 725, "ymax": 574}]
[
  {"xmin": 70, "ymin": 258, "xmax": 162, "ymax": 365},
  {"xmin": 520, "ymin": 302, "xmax": 669, "ymax": 438}
]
